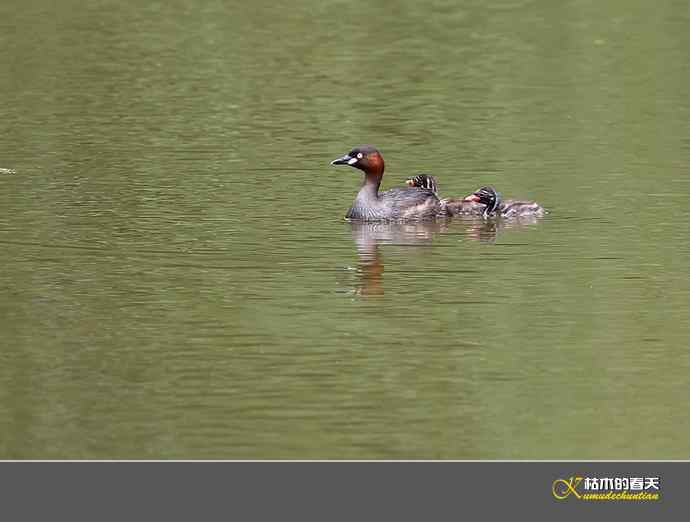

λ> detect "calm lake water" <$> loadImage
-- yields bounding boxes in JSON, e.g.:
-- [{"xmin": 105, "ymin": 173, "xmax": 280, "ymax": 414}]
[{"xmin": 1, "ymin": 0, "xmax": 689, "ymax": 459}]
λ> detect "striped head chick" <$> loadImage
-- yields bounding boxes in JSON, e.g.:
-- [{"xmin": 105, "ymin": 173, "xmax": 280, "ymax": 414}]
[{"xmin": 405, "ymin": 174, "xmax": 438, "ymax": 196}]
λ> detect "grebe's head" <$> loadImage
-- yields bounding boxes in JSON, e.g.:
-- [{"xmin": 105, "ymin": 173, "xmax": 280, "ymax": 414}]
[
  {"xmin": 463, "ymin": 186, "xmax": 501, "ymax": 217},
  {"xmin": 405, "ymin": 174, "xmax": 438, "ymax": 195},
  {"xmin": 330, "ymin": 145, "xmax": 384, "ymax": 175}
]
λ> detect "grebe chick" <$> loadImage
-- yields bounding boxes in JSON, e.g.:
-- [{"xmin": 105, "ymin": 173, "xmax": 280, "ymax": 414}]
[
  {"xmin": 405, "ymin": 174, "xmax": 438, "ymax": 195},
  {"xmin": 405, "ymin": 174, "xmax": 486, "ymax": 217},
  {"xmin": 463, "ymin": 186, "xmax": 545, "ymax": 218}
]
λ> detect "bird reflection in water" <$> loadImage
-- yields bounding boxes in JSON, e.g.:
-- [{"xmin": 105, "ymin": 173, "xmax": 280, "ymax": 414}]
[
  {"xmin": 349, "ymin": 221, "xmax": 448, "ymax": 296},
  {"xmin": 346, "ymin": 216, "xmax": 543, "ymax": 295}
]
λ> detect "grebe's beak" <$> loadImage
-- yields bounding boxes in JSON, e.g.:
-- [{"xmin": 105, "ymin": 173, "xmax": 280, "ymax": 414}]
[
  {"xmin": 330, "ymin": 153, "xmax": 358, "ymax": 166},
  {"xmin": 463, "ymin": 193, "xmax": 482, "ymax": 203},
  {"xmin": 405, "ymin": 179, "xmax": 415, "ymax": 187}
]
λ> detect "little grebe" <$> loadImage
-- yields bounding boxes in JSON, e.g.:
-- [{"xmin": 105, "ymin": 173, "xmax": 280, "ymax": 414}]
[
  {"xmin": 331, "ymin": 146, "xmax": 442, "ymax": 221},
  {"xmin": 405, "ymin": 174, "xmax": 486, "ymax": 217},
  {"xmin": 405, "ymin": 174, "xmax": 438, "ymax": 195},
  {"xmin": 463, "ymin": 186, "xmax": 545, "ymax": 218}
]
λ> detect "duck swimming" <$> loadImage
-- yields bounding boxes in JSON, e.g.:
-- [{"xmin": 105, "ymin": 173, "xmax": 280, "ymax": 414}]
[
  {"xmin": 405, "ymin": 174, "xmax": 486, "ymax": 217},
  {"xmin": 331, "ymin": 146, "xmax": 442, "ymax": 221},
  {"xmin": 463, "ymin": 186, "xmax": 545, "ymax": 218}
]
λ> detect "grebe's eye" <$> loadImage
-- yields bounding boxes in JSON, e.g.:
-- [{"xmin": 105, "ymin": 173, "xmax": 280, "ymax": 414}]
[{"xmin": 356, "ymin": 152, "xmax": 363, "ymax": 159}]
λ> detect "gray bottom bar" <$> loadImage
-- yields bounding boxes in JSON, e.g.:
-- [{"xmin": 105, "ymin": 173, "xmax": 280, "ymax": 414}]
[{"xmin": 0, "ymin": 462, "xmax": 678, "ymax": 521}]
